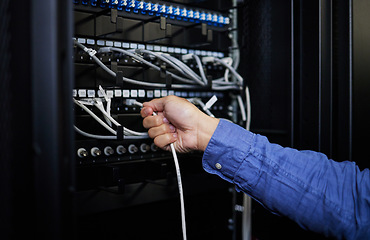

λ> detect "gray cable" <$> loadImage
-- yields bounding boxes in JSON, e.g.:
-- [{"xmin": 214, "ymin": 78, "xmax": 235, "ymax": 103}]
[
  {"xmin": 192, "ymin": 54, "xmax": 208, "ymax": 85},
  {"xmin": 214, "ymin": 58, "xmax": 243, "ymax": 84},
  {"xmin": 161, "ymin": 54, "xmax": 205, "ymax": 86},
  {"xmin": 74, "ymin": 126, "xmax": 149, "ymax": 140},
  {"xmin": 109, "ymin": 47, "xmax": 197, "ymax": 84}
]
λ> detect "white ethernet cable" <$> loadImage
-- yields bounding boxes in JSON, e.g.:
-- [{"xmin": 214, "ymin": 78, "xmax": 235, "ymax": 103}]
[
  {"xmin": 133, "ymin": 100, "xmax": 187, "ymax": 240},
  {"xmin": 136, "ymin": 49, "xmax": 201, "ymax": 84},
  {"xmin": 191, "ymin": 54, "xmax": 208, "ymax": 85},
  {"xmin": 74, "ymin": 126, "xmax": 148, "ymax": 140},
  {"xmin": 161, "ymin": 53, "xmax": 206, "ymax": 86},
  {"xmin": 103, "ymin": 47, "xmax": 198, "ymax": 85},
  {"xmin": 98, "ymin": 85, "xmax": 112, "ymax": 127},
  {"xmin": 236, "ymin": 88, "xmax": 251, "ymax": 130},
  {"xmin": 74, "ymin": 98, "xmax": 149, "ymax": 138},
  {"xmin": 188, "ymin": 95, "xmax": 217, "ymax": 118},
  {"xmin": 222, "ymin": 57, "xmax": 233, "ymax": 83},
  {"xmin": 93, "ymin": 98, "xmax": 147, "ymax": 136},
  {"xmin": 74, "ymin": 98, "xmax": 117, "ymax": 135},
  {"xmin": 214, "ymin": 58, "xmax": 243, "ymax": 84}
]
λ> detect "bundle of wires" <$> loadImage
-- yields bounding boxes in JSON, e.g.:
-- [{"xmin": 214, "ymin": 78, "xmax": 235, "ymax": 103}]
[
  {"xmin": 74, "ymin": 96, "xmax": 149, "ymax": 140},
  {"xmin": 74, "ymin": 41, "xmax": 242, "ymax": 91}
]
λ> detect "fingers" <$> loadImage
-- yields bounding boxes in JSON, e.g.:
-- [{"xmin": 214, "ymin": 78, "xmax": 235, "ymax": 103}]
[
  {"xmin": 148, "ymin": 123, "xmax": 176, "ymax": 139},
  {"xmin": 153, "ymin": 132, "xmax": 177, "ymax": 149},
  {"xmin": 142, "ymin": 115, "xmax": 168, "ymax": 129}
]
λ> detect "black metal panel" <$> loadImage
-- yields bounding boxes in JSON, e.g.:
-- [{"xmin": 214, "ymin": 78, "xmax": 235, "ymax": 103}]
[
  {"xmin": 332, "ymin": 0, "xmax": 352, "ymax": 162},
  {"xmin": 319, "ymin": 0, "xmax": 333, "ymax": 157},
  {"xmin": 31, "ymin": 0, "xmax": 75, "ymax": 239},
  {"xmin": 238, "ymin": 0, "xmax": 292, "ymax": 147},
  {"xmin": 0, "ymin": 1, "xmax": 34, "ymax": 240},
  {"xmin": 352, "ymin": 0, "xmax": 370, "ymax": 170},
  {"xmin": 293, "ymin": 0, "xmax": 321, "ymax": 151}
]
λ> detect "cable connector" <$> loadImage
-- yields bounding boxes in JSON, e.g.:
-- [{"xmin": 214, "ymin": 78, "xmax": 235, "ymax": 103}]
[
  {"xmin": 204, "ymin": 95, "xmax": 218, "ymax": 112},
  {"xmin": 221, "ymin": 57, "xmax": 233, "ymax": 65},
  {"xmin": 181, "ymin": 53, "xmax": 194, "ymax": 61},
  {"xmin": 202, "ymin": 56, "xmax": 215, "ymax": 64},
  {"xmin": 83, "ymin": 47, "xmax": 97, "ymax": 57}
]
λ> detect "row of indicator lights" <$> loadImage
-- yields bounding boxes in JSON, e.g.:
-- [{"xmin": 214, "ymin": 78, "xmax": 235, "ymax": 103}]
[{"xmin": 73, "ymin": 0, "xmax": 230, "ymax": 26}]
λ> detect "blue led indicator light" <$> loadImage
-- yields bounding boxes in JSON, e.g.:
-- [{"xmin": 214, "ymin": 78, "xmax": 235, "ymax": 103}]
[
  {"xmin": 160, "ymin": 4, "xmax": 167, "ymax": 17},
  {"xmin": 145, "ymin": 2, "xmax": 153, "ymax": 15},
  {"xmin": 224, "ymin": 17, "xmax": 230, "ymax": 25},
  {"xmin": 132, "ymin": 0, "xmax": 139, "ymax": 13},
  {"xmin": 200, "ymin": 11, "xmax": 206, "ymax": 21},
  {"xmin": 194, "ymin": 10, "xmax": 200, "ymax": 22},
  {"xmin": 152, "ymin": 3, "xmax": 160, "ymax": 16},
  {"xmin": 117, "ymin": 0, "xmax": 127, "ymax": 10},
  {"xmin": 100, "ymin": 0, "xmax": 109, "ymax": 8},
  {"xmin": 81, "ymin": 0, "xmax": 89, "ymax": 5},
  {"xmin": 109, "ymin": 0, "xmax": 118, "ymax": 8},
  {"xmin": 137, "ymin": 1, "xmax": 146, "ymax": 14},
  {"xmin": 181, "ymin": 8, "xmax": 188, "ymax": 21},
  {"xmin": 174, "ymin": 6, "xmax": 181, "ymax": 20},
  {"xmin": 188, "ymin": 9, "xmax": 194, "ymax": 22},
  {"xmin": 167, "ymin": 5, "xmax": 175, "ymax": 19},
  {"xmin": 90, "ymin": 0, "xmax": 98, "ymax": 6}
]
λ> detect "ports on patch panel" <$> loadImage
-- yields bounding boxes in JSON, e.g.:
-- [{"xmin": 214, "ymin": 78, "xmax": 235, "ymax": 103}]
[
  {"xmin": 140, "ymin": 143, "xmax": 150, "ymax": 153},
  {"xmin": 150, "ymin": 143, "xmax": 158, "ymax": 152},
  {"xmin": 77, "ymin": 148, "xmax": 88, "ymax": 158},
  {"xmin": 116, "ymin": 145, "xmax": 127, "ymax": 155},
  {"xmin": 90, "ymin": 147, "xmax": 102, "ymax": 157},
  {"xmin": 104, "ymin": 146, "xmax": 114, "ymax": 156},
  {"xmin": 128, "ymin": 144, "xmax": 138, "ymax": 154}
]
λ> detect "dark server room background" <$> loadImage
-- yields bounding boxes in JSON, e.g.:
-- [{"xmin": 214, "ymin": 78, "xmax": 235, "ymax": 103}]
[{"xmin": 1, "ymin": 0, "xmax": 369, "ymax": 240}]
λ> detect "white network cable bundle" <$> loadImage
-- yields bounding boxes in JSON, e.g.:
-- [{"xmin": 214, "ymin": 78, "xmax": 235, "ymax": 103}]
[{"xmin": 73, "ymin": 40, "xmax": 251, "ymax": 240}]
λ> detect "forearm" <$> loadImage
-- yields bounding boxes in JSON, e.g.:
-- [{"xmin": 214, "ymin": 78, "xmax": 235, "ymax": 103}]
[{"xmin": 202, "ymin": 119, "xmax": 370, "ymax": 239}]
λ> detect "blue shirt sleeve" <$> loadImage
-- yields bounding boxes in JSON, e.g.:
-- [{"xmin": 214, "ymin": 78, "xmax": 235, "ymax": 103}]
[{"xmin": 202, "ymin": 119, "xmax": 370, "ymax": 239}]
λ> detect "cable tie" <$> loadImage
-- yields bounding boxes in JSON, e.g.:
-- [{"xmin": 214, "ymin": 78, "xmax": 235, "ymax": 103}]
[
  {"xmin": 204, "ymin": 95, "xmax": 218, "ymax": 111},
  {"xmin": 116, "ymin": 126, "xmax": 124, "ymax": 140}
]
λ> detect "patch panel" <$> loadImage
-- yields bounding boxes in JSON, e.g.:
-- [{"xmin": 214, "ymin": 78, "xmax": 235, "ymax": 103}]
[
  {"xmin": 74, "ymin": 37, "xmax": 225, "ymax": 58},
  {"xmin": 73, "ymin": 0, "xmax": 230, "ymax": 27}
]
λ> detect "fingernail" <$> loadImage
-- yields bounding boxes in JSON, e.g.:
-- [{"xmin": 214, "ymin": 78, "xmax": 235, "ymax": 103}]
[
  {"xmin": 169, "ymin": 124, "xmax": 175, "ymax": 132},
  {"xmin": 163, "ymin": 117, "xmax": 169, "ymax": 123},
  {"xmin": 173, "ymin": 133, "xmax": 177, "ymax": 138},
  {"xmin": 143, "ymin": 109, "xmax": 148, "ymax": 116}
]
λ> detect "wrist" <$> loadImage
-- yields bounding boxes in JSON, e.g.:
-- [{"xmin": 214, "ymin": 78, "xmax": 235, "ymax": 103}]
[{"xmin": 197, "ymin": 115, "xmax": 220, "ymax": 152}]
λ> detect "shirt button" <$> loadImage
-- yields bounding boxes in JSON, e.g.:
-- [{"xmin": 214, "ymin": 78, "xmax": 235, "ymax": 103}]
[{"xmin": 215, "ymin": 163, "xmax": 222, "ymax": 169}]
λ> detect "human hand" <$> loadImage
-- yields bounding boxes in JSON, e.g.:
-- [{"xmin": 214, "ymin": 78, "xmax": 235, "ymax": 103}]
[{"xmin": 140, "ymin": 96, "xmax": 219, "ymax": 153}]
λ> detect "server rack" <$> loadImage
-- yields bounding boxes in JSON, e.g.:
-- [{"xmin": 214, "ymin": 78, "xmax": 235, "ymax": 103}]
[{"xmin": 1, "ymin": 0, "xmax": 370, "ymax": 240}]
